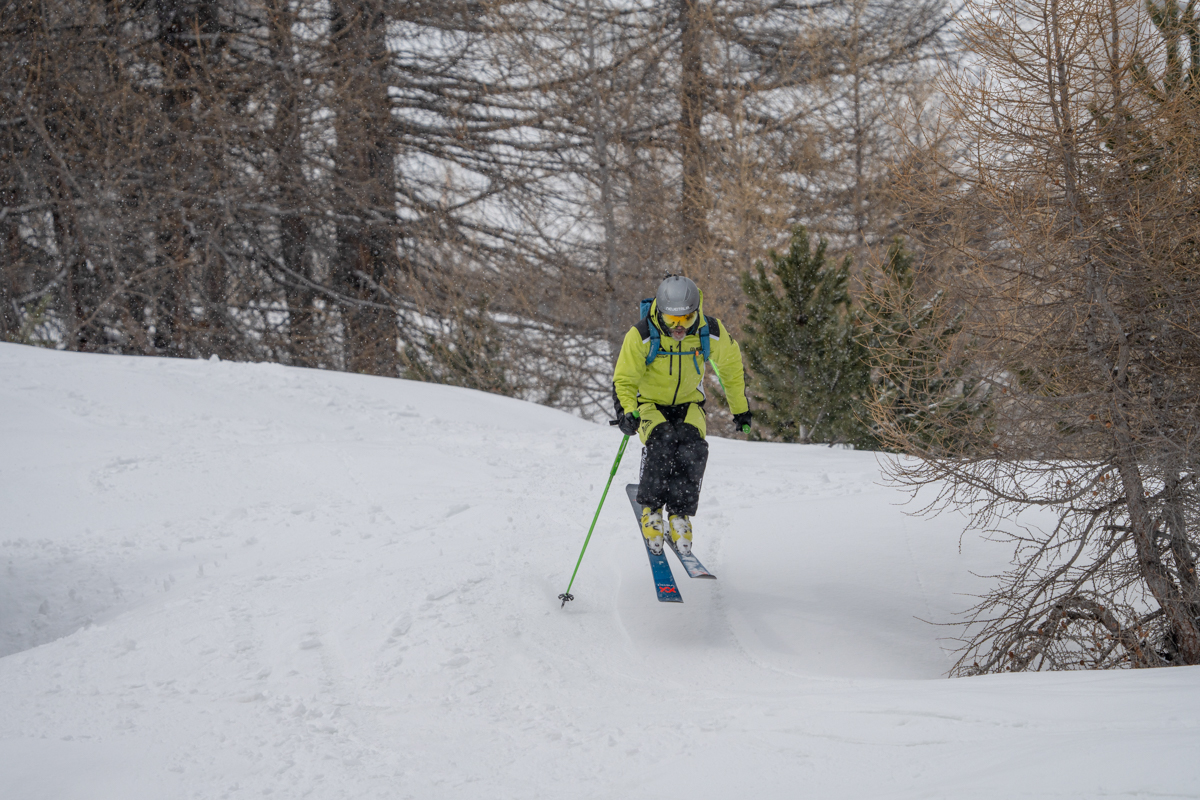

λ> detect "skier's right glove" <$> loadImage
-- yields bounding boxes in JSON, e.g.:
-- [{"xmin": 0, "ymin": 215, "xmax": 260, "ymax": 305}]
[
  {"xmin": 733, "ymin": 410, "xmax": 753, "ymax": 433},
  {"xmin": 617, "ymin": 411, "xmax": 640, "ymax": 436}
]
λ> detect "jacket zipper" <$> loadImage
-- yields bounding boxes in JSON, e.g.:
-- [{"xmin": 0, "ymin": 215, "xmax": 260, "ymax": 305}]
[{"xmin": 670, "ymin": 342, "xmax": 683, "ymax": 405}]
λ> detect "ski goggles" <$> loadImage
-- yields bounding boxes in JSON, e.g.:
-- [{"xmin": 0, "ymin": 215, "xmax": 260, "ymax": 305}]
[{"xmin": 661, "ymin": 311, "xmax": 697, "ymax": 328}]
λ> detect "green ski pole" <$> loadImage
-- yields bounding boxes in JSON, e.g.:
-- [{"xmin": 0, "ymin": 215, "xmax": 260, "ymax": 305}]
[{"xmin": 559, "ymin": 430, "xmax": 632, "ymax": 608}]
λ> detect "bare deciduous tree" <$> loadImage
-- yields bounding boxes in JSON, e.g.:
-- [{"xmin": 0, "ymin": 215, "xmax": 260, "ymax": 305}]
[
  {"xmin": 1, "ymin": 0, "xmax": 952, "ymax": 423},
  {"xmin": 879, "ymin": 0, "xmax": 1200, "ymax": 672}
]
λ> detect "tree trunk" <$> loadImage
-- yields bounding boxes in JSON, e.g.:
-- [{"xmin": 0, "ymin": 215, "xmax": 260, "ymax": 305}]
[
  {"xmin": 267, "ymin": 0, "xmax": 318, "ymax": 367},
  {"xmin": 330, "ymin": 0, "xmax": 400, "ymax": 377},
  {"xmin": 152, "ymin": 0, "xmax": 222, "ymax": 357},
  {"xmin": 677, "ymin": 0, "xmax": 708, "ymax": 273},
  {"xmin": 584, "ymin": 0, "xmax": 623, "ymax": 354}
]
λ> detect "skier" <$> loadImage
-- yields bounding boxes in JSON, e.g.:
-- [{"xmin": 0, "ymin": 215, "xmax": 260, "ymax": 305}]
[{"xmin": 612, "ymin": 275, "xmax": 752, "ymax": 556}]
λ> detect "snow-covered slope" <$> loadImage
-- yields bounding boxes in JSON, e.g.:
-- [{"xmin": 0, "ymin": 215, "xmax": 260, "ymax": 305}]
[{"xmin": 2, "ymin": 342, "xmax": 1197, "ymax": 799}]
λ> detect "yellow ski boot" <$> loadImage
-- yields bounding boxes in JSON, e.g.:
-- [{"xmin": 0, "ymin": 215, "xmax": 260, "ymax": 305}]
[
  {"xmin": 668, "ymin": 513, "xmax": 693, "ymax": 556},
  {"xmin": 640, "ymin": 506, "xmax": 665, "ymax": 555}
]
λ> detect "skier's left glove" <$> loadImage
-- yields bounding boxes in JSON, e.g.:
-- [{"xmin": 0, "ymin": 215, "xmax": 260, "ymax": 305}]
[
  {"xmin": 733, "ymin": 411, "xmax": 752, "ymax": 433},
  {"xmin": 617, "ymin": 412, "xmax": 640, "ymax": 436}
]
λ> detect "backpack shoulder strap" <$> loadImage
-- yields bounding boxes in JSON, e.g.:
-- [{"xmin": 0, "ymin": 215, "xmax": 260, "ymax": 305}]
[
  {"xmin": 640, "ymin": 298, "xmax": 660, "ymax": 365},
  {"xmin": 698, "ymin": 315, "xmax": 717, "ymax": 362}
]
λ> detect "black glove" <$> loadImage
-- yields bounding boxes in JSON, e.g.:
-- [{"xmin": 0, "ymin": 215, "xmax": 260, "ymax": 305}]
[
  {"xmin": 733, "ymin": 411, "xmax": 752, "ymax": 433},
  {"xmin": 617, "ymin": 412, "xmax": 640, "ymax": 436}
]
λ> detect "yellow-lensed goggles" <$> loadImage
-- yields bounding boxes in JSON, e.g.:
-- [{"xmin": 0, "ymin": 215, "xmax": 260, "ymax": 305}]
[{"xmin": 662, "ymin": 311, "xmax": 697, "ymax": 328}]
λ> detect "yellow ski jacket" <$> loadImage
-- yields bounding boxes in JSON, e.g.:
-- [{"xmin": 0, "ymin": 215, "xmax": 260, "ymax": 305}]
[{"xmin": 612, "ymin": 295, "xmax": 750, "ymax": 420}]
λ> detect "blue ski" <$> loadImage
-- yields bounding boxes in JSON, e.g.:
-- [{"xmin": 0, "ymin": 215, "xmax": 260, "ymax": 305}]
[
  {"xmin": 666, "ymin": 535, "xmax": 717, "ymax": 580},
  {"xmin": 625, "ymin": 484, "xmax": 683, "ymax": 603}
]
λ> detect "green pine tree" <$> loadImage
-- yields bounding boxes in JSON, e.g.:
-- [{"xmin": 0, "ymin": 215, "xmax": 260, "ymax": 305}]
[
  {"xmin": 859, "ymin": 238, "xmax": 991, "ymax": 454},
  {"xmin": 740, "ymin": 227, "xmax": 876, "ymax": 447}
]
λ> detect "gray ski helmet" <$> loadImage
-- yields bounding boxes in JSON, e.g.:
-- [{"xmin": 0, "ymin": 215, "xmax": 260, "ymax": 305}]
[{"xmin": 655, "ymin": 275, "xmax": 700, "ymax": 316}]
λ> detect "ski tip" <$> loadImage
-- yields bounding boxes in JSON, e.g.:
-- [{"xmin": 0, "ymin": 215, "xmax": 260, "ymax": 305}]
[{"xmin": 558, "ymin": 592, "xmax": 574, "ymax": 608}]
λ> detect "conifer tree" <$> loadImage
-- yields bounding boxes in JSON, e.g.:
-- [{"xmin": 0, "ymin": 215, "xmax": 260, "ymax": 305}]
[
  {"xmin": 860, "ymin": 239, "xmax": 991, "ymax": 454},
  {"xmin": 740, "ymin": 227, "xmax": 875, "ymax": 447}
]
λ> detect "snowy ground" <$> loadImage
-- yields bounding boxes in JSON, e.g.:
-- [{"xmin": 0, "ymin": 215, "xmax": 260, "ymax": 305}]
[{"xmin": 2, "ymin": 342, "xmax": 1198, "ymax": 799}]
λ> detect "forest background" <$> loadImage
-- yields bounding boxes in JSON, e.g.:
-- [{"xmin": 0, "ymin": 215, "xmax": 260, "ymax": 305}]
[
  {"xmin": 7, "ymin": 0, "xmax": 1200, "ymax": 674},
  {"xmin": 0, "ymin": 0, "xmax": 950, "ymax": 427}
]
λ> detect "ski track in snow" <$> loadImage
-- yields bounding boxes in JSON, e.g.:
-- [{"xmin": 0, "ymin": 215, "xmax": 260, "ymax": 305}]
[{"xmin": 3, "ymin": 343, "xmax": 1200, "ymax": 799}]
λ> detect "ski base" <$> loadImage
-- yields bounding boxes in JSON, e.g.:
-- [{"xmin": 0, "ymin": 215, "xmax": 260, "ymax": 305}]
[{"xmin": 625, "ymin": 484, "xmax": 683, "ymax": 603}]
